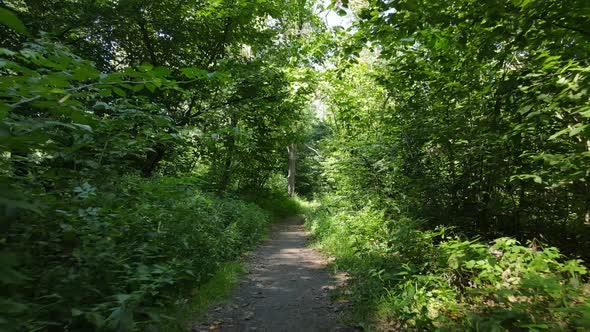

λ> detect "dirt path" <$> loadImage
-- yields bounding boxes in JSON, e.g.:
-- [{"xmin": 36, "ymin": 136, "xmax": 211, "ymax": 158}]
[{"xmin": 194, "ymin": 216, "xmax": 357, "ymax": 332}]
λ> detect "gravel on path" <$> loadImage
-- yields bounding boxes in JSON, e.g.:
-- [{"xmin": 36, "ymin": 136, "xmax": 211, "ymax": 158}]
[{"xmin": 193, "ymin": 216, "xmax": 358, "ymax": 332}]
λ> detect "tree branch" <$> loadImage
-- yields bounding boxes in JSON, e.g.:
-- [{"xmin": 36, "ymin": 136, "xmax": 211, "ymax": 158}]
[{"xmin": 551, "ymin": 21, "xmax": 590, "ymax": 38}]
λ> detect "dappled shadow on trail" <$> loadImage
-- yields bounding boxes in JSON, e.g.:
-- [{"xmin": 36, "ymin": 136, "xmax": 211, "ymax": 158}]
[{"xmin": 195, "ymin": 216, "xmax": 357, "ymax": 332}]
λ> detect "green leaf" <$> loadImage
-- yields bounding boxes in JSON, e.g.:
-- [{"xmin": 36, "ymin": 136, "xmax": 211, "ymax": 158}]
[
  {"xmin": 71, "ymin": 308, "xmax": 84, "ymax": 317},
  {"xmin": 0, "ymin": 298, "xmax": 28, "ymax": 314},
  {"xmin": 152, "ymin": 66, "xmax": 171, "ymax": 77},
  {"xmin": 138, "ymin": 64, "xmax": 154, "ymax": 72},
  {"xmin": 568, "ymin": 124, "xmax": 587, "ymax": 137},
  {"xmin": 72, "ymin": 123, "xmax": 93, "ymax": 132},
  {"xmin": 181, "ymin": 67, "xmax": 208, "ymax": 79},
  {"xmin": 145, "ymin": 83, "xmax": 156, "ymax": 93},
  {"xmin": 0, "ymin": 48, "xmax": 16, "ymax": 56},
  {"xmin": 465, "ymin": 260, "xmax": 476, "ymax": 269},
  {"xmin": 113, "ymin": 87, "xmax": 127, "ymax": 97},
  {"xmin": 93, "ymin": 101, "xmax": 111, "ymax": 110},
  {"xmin": 549, "ymin": 124, "xmax": 587, "ymax": 140},
  {"xmin": 548, "ymin": 128, "xmax": 570, "ymax": 140},
  {"xmin": 0, "ymin": 8, "xmax": 28, "ymax": 35},
  {"xmin": 107, "ymin": 307, "xmax": 134, "ymax": 332},
  {"xmin": 114, "ymin": 294, "xmax": 133, "ymax": 304},
  {"xmin": 510, "ymin": 174, "xmax": 543, "ymax": 184}
]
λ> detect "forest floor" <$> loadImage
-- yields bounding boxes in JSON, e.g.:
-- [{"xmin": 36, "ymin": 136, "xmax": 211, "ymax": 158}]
[{"xmin": 193, "ymin": 216, "xmax": 359, "ymax": 332}]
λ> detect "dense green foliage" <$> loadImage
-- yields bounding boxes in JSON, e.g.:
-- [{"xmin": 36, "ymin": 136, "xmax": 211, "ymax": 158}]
[
  {"xmin": 2, "ymin": 0, "xmax": 590, "ymax": 330},
  {"xmin": 325, "ymin": 0, "xmax": 590, "ymax": 256},
  {"xmin": 1, "ymin": 1, "xmax": 314, "ymax": 330},
  {"xmin": 302, "ymin": 0, "xmax": 590, "ymax": 330},
  {"xmin": 6, "ymin": 176, "xmax": 277, "ymax": 331},
  {"xmin": 307, "ymin": 198, "xmax": 590, "ymax": 330}
]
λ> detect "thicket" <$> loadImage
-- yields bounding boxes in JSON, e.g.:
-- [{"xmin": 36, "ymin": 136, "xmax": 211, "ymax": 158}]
[
  {"xmin": 325, "ymin": 0, "xmax": 590, "ymax": 256},
  {"xmin": 5, "ymin": 176, "xmax": 291, "ymax": 331},
  {"xmin": 304, "ymin": 0, "xmax": 590, "ymax": 330},
  {"xmin": 0, "ymin": 1, "xmax": 319, "ymax": 330},
  {"xmin": 307, "ymin": 198, "xmax": 590, "ymax": 330}
]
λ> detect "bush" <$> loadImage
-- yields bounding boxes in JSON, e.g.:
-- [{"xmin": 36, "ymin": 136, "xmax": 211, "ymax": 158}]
[
  {"xmin": 305, "ymin": 195, "xmax": 590, "ymax": 331},
  {"xmin": 1, "ymin": 176, "xmax": 273, "ymax": 331}
]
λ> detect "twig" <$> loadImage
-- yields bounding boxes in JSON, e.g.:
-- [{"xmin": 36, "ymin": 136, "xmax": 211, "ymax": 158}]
[
  {"xmin": 305, "ymin": 144, "xmax": 322, "ymax": 157},
  {"xmin": 9, "ymin": 95, "xmax": 42, "ymax": 108}
]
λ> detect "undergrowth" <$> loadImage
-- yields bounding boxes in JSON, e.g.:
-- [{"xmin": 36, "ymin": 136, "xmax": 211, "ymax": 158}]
[
  {"xmin": 162, "ymin": 262, "xmax": 245, "ymax": 331},
  {"xmin": 2, "ymin": 175, "xmax": 301, "ymax": 331},
  {"xmin": 305, "ymin": 194, "xmax": 590, "ymax": 331}
]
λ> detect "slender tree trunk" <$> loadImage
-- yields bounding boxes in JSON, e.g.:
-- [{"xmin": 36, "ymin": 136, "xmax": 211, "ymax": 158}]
[
  {"xmin": 287, "ymin": 144, "xmax": 297, "ymax": 197},
  {"xmin": 219, "ymin": 114, "xmax": 237, "ymax": 192},
  {"xmin": 288, "ymin": 0, "xmax": 303, "ymax": 198},
  {"xmin": 137, "ymin": 15, "xmax": 158, "ymax": 65}
]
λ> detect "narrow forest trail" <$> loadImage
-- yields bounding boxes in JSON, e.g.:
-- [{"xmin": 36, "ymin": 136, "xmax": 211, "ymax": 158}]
[{"xmin": 194, "ymin": 216, "xmax": 357, "ymax": 332}]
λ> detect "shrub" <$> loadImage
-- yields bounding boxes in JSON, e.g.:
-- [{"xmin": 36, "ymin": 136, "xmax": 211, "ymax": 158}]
[
  {"xmin": 305, "ymin": 196, "xmax": 590, "ymax": 331},
  {"xmin": 1, "ymin": 176, "xmax": 273, "ymax": 331}
]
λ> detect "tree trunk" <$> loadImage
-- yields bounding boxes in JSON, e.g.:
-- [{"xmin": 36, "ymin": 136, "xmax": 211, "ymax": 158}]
[
  {"xmin": 218, "ymin": 115, "xmax": 237, "ymax": 192},
  {"xmin": 287, "ymin": 144, "xmax": 296, "ymax": 197}
]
